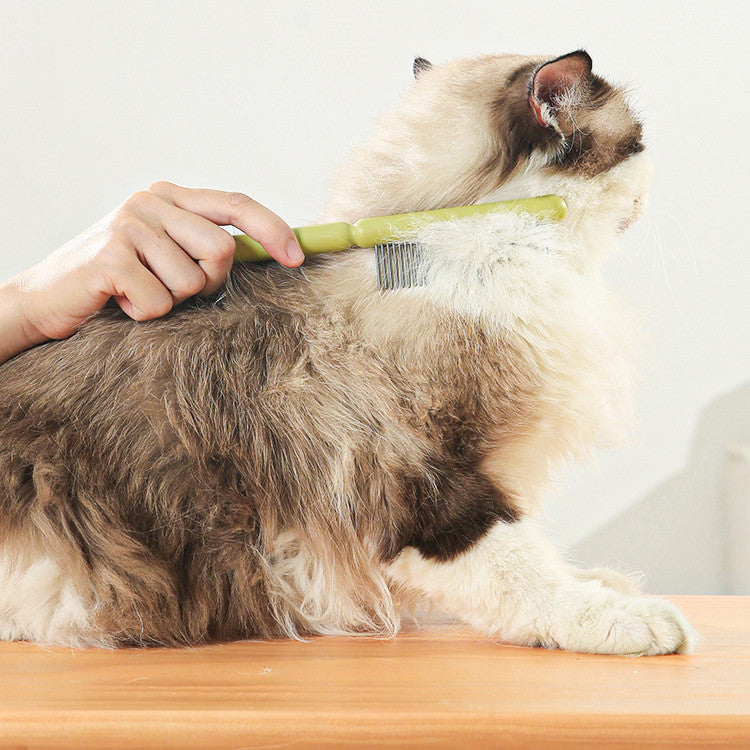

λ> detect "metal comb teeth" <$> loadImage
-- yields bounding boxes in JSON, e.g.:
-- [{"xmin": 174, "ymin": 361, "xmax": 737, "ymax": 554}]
[{"xmin": 375, "ymin": 241, "xmax": 427, "ymax": 291}]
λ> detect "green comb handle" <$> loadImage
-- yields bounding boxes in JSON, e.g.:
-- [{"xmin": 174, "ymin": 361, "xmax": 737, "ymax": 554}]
[
  {"xmin": 234, "ymin": 222, "xmax": 352, "ymax": 262},
  {"xmin": 234, "ymin": 194, "xmax": 567, "ymax": 262}
]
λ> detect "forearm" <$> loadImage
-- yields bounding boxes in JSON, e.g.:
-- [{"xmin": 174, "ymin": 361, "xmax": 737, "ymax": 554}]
[{"xmin": 0, "ymin": 278, "xmax": 48, "ymax": 364}]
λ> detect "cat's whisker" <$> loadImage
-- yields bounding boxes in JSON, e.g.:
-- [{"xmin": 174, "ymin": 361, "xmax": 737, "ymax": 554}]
[{"xmin": 642, "ymin": 208, "xmax": 692, "ymax": 331}]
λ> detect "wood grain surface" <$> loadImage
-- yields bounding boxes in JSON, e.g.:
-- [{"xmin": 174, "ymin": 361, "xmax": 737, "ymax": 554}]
[{"xmin": 1, "ymin": 595, "xmax": 748, "ymax": 749}]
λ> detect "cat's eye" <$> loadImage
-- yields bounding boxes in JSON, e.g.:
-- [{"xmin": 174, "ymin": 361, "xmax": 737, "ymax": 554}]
[{"xmin": 627, "ymin": 139, "xmax": 644, "ymax": 155}]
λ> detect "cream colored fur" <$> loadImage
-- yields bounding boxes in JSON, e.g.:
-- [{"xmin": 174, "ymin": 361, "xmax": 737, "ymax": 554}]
[
  {"xmin": 322, "ymin": 54, "xmax": 533, "ymax": 223},
  {"xmin": 0, "ymin": 529, "xmax": 105, "ymax": 647},
  {"xmin": 386, "ymin": 520, "xmax": 693, "ymax": 655},
  {"xmin": 264, "ymin": 529, "xmax": 399, "ymax": 638}
]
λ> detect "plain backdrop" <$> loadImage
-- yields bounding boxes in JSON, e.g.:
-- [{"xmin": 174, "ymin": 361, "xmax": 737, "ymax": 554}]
[{"xmin": 1, "ymin": 0, "xmax": 748, "ymax": 590}]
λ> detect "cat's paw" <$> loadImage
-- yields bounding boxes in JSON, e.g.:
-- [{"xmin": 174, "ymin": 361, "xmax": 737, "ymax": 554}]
[
  {"xmin": 556, "ymin": 593, "xmax": 695, "ymax": 656},
  {"xmin": 571, "ymin": 566, "xmax": 643, "ymax": 596}
]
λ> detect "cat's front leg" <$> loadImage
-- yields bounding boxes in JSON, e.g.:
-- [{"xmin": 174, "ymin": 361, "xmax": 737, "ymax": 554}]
[
  {"xmin": 386, "ymin": 519, "xmax": 695, "ymax": 656},
  {"xmin": 569, "ymin": 564, "xmax": 643, "ymax": 596}
]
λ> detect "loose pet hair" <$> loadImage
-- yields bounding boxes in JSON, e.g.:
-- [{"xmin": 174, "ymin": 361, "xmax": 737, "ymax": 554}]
[{"xmin": 0, "ymin": 50, "xmax": 694, "ymax": 654}]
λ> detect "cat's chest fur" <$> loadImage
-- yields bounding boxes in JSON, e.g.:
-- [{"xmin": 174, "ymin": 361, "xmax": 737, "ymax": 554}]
[{"xmin": 327, "ymin": 210, "xmax": 637, "ymax": 515}]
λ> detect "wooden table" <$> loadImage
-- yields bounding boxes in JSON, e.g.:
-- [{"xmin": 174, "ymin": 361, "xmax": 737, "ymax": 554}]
[{"xmin": 1, "ymin": 595, "xmax": 748, "ymax": 749}]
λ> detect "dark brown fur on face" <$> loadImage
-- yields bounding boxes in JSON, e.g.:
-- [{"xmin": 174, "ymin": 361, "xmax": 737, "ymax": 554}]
[
  {"xmin": 390, "ymin": 51, "xmax": 645, "ymax": 218},
  {"xmin": 490, "ymin": 52, "xmax": 643, "ymax": 178}
]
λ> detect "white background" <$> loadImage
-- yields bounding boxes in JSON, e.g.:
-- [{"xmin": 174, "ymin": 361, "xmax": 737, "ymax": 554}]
[{"xmin": 1, "ymin": 0, "xmax": 748, "ymax": 591}]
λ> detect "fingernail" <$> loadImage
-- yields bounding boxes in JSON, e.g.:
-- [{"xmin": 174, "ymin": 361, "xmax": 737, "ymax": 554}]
[{"xmin": 286, "ymin": 239, "xmax": 304, "ymax": 265}]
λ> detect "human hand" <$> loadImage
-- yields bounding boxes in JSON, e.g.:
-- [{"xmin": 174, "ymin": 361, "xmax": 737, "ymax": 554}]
[{"xmin": 0, "ymin": 182, "xmax": 303, "ymax": 360}]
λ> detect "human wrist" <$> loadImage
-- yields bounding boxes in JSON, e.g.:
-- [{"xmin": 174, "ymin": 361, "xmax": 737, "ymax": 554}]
[{"xmin": 0, "ymin": 276, "xmax": 48, "ymax": 364}]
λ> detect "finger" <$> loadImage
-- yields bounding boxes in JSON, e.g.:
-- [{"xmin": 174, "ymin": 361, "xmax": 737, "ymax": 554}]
[
  {"xmin": 151, "ymin": 201, "xmax": 236, "ymax": 296},
  {"xmin": 147, "ymin": 181, "xmax": 304, "ymax": 267},
  {"xmin": 117, "ymin": 191, "xmax": 233, "ymax": 296},
  {"xmin": 134, "ymin": 226, "xmax": 208, "ymax": 305},
  {"xmin": 101, "ymin": 252, "xmax": 174, "ymax": 322}
]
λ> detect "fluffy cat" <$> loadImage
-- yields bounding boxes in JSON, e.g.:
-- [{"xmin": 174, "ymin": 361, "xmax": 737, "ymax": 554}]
[{"xmin": 0, "ymin": 50, "xmax": 694, "ymax": 654}]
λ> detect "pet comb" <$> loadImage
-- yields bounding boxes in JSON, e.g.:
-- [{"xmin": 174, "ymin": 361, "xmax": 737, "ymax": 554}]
[{"xmin": 234, "ymin": 195, "xmax": 567, "ymax": 290}]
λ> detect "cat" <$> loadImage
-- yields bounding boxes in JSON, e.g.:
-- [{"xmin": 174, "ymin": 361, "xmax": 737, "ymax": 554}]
[{"xmin": 0, "ymin": 50, "xmax": 694, "ymax": 654}]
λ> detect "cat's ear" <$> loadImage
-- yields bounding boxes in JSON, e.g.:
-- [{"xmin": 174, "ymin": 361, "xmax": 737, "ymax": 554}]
[
  {"xmin": 529, "ymin": 50, "xmax": 592, "ymax": 128},
  {"xmin": 413, "ymin": 57, "xmax": 433, "ymax": 78}
]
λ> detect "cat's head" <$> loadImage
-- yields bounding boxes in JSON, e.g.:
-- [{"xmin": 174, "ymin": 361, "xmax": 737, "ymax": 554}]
[{"xmin": 323, "ymin": 51, "xmax": 651, "ymax": 263}]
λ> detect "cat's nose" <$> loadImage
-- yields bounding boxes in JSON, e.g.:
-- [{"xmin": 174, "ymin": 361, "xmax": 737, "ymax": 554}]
[
  {"xmin": 618, "ymin": 196, "xmax": 647, "ymax": 233},
  {"xmin": 632, "ymin": 195, "xmax": 647, "ymax": 222}
]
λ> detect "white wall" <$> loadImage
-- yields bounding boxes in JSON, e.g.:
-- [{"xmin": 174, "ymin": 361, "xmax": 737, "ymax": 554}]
[{"xmin": 2, "ymin": 0, "xmax": 748, "ymax": 587}]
